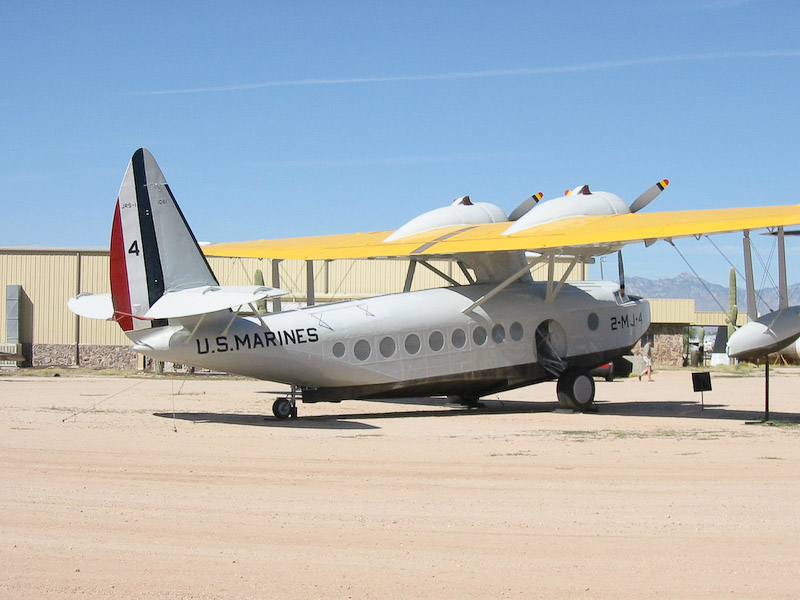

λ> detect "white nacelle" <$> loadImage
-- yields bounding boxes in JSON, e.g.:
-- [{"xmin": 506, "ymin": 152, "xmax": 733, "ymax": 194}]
[
  {"xmin": 385, "ymin": 197, "xmax": 508, "ymax": 242},
  {"xmin": 726, "ymin": 306, "xmax": 800, "ymax": 360},
  {"xmin": 504, "ymin": 191, "xmax": 630, "ymax": 235}
]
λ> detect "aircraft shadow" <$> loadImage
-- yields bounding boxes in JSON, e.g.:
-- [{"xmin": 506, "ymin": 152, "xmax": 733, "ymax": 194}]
[
  {"xmin": 591, "ymin": 399, "xmax": 800, "ymax": 423},
  {"xmin": 153, "ymin": 398, "xmax": 558, "ymax": 430},
  {"xmin": 153, "ymin": 411, "xmax": 386, "ymax": 430},
  {"xmin": 154, "ymin": 397, "xmax": 798, "ymax": 430}
]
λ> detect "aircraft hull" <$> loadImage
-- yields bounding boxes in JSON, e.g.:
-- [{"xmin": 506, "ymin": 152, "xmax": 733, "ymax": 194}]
[{"xmin": 129, "ymin": 280, "xmax": 649, "ymax": 402}]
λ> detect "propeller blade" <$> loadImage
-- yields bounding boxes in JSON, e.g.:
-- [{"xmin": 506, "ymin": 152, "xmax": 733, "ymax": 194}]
[
  {"xmin": 629, "ymin": 179, "xmax": 669, "ymax": 213},
  {"xmin": 508, "ymin": 192, "xmax": 543, "ymax": 221},
  {"xmin": 618, "ymin": 251, "xmax": 626, "ymax": 297}
]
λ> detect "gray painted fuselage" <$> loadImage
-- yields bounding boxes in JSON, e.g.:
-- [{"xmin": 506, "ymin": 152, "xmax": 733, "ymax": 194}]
[{"xmin": 128, "ymin": 280, "xmax": 649, "ymax": 402}]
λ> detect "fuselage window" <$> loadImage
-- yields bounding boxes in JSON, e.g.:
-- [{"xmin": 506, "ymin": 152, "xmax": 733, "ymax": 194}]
[
  {"xmin": 451, "ymin": 328, "xmax": 466, "ymax": 349},
  {"xmin": 429, "ymin": 330, "xmax": 444, "ymax": 352},
  {"xmin": 492, "ymin": 324, "xmax": 506, "ymax": 344},
  {"xmin": 379, "ymin": 336, "xmax": 396, "ymax": 358},
  {"xmin": 510, "ymin": 321, "xmax": 524, "ymax": 341},
  {"xmin": 473, "ymin": 326, "xmax": 487, "ymax": 346},
  {"xmin": 354, "ymin": 339, "xmax": 371, "ymax": 361},
  {"xmin": 405, "ymin": 333, "xmax": 421, "ymax": 355},
  {"xmin": 332, "ymin": 342, "xmax": 346, "ymax": 358}
]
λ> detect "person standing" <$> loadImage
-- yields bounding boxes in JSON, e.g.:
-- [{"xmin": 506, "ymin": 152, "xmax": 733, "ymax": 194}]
[{"xmin": 640, "ymin": 339, "xmax": 654, "ymax": 382}]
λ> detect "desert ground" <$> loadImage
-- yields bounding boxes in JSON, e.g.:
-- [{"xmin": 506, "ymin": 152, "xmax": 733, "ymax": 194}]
[{"xmin": 1, "ymin": 368, "xmax": 799, "ymax": 599}]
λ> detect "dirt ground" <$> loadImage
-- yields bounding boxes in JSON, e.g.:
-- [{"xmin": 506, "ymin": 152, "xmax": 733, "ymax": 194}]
[{"xmin": 1, "ymin": 368, "xmax": 799, "ymax": 599}]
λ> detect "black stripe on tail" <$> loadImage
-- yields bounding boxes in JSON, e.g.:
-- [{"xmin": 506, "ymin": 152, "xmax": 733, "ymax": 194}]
[{"xmin": 131, "ymin": 149, "xmax": 168, "ymax": 328}]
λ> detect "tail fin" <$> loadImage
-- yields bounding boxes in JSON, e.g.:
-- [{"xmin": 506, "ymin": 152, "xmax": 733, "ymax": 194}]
[
  {"xmin": 110, "ymin": 148, "xmax": 218, "ymax": 331},
  {"xmin": 68, "ymin": 149, "xmax": 287, "ymax": 329}
]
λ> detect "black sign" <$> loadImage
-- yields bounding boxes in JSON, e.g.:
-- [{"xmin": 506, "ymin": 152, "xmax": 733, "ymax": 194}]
[{"xmin": 691, "ymin": 371, "xmax": 712, "ymax": 392}]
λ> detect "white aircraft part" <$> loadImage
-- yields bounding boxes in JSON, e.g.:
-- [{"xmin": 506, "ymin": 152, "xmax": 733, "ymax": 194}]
[
  {"xmin": 726, "ymin": 306, "xmax": 800, "ymax": 360},
  {"xmin": 67, "ymin": 293, "xmax": 114, "ymax": 320},
  {"xmin": 504, "ymin": 192, "xmax": 630, "ymax": 235},
  {"xmin": 384, "ymin": 202, "xmax": 508, "ymax": 242},
  {"xmin": 144, "ymin": 285, "xmax": 288, "ymax": 319},
  {"xmin": 776, "ymin": 337, "xmax": 800, "ymax": 359},
  {"xmin": 127, "ymin": 281, "xmax": 649, "ymax": 392},
  {"xmin": 146, "ymin": 180, "xmax": 218, "ymax": 292}
]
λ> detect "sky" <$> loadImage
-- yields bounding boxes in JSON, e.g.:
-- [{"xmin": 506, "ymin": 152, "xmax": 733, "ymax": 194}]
[{"xmin": 2, "ymin": 0, "xmax": 799, "ymax": 291}]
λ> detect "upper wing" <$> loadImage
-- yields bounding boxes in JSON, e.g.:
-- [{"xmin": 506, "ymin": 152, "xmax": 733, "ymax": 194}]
[{"xmin": 203, "ymin": 203, "xmax": 800, "ymax": 261}]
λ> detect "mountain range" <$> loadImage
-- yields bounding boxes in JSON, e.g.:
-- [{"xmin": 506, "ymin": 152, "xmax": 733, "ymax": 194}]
[{"xmin": 625, "ymin": 272, "xmax": 800, "ymax": 313}]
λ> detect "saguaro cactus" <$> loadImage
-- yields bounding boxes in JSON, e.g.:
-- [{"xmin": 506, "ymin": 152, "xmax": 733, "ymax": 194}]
[
  {"xmin": 254, "ymin": 269, "xmax": 267, "ymax": 314},
  {"xmin": 727, "ymin": 268, "xmax": 738, "ymax": 339}
]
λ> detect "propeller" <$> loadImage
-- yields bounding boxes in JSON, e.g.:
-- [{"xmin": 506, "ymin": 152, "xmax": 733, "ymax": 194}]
[
  {"xmin": 629, "ymin": 179, "xmax": 669, "ymax": 213},
  {"xmin": 508, "ymin": 192, "xmax": 543, "ymax": 221}
]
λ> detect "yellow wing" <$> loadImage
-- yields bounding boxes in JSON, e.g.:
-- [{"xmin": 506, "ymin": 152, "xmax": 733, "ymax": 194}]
[{"xmin": 203, "ymin": 204, "xmax": 800, "ymax": 261}]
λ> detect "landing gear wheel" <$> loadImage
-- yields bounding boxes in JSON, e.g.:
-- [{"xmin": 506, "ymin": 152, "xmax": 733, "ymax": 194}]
[
  {"xmin": 272, "ymin": 397, "xmax": 293, "ymax": 420},
  {"xmin": 556, "ymin": 367, "xmax": 595, "ymax": 411}
]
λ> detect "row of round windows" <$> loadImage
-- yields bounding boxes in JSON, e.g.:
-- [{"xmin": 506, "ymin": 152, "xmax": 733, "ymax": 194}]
[{"xmin": 332, "ymin": 322, "xmax": 525, "ymax": 361}]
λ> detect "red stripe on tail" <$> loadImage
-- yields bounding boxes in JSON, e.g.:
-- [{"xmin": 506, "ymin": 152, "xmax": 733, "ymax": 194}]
[{"xmin": 109, "ymin": 200, "xmax": 134, "ymax": 331}]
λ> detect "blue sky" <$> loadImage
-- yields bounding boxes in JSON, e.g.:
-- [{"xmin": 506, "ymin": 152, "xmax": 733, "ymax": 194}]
[{"xmin": 2, "ymin": 1, "xmax": 799, "ymax": 290}]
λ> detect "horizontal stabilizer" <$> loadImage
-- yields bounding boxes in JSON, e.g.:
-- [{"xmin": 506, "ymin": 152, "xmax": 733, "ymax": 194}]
[
  {"xmin": 68, "ymin": 293, "xmax": 114, "ymax": 320},
  {"xmin": 144, "ymin": 285, "xmax": 288, "ymax": 319}
]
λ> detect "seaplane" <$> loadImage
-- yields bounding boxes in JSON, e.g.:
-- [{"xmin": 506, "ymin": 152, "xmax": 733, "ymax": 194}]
[{"xmin": 69, "ymin": 149, "xmax": 800, "ymax": 419}]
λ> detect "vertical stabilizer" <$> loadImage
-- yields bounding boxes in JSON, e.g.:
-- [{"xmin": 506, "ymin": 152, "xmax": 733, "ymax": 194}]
[{"xmin": 110, "ymin": 148, "xmax": 218, "ymax": 331}]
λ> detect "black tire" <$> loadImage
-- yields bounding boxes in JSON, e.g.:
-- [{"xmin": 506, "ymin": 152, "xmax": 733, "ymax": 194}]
[
  {"xmin": 272, "ymin": 398, "xmax": 292, "ymax": 420},
  {"xmin": 556, "ymin": 367, "xmax": 596, "ymax": 411},
  {"xmin": 447, "ymin": 395, "xmax": 482, "ymax": 408}
]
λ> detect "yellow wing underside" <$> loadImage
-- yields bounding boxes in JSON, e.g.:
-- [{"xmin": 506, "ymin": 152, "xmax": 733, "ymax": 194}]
[{"xmin": 204, "ymin": 204, "xmax": 800, "ymax": 261}]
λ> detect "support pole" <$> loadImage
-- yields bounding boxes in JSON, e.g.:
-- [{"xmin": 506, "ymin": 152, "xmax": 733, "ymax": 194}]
[
  {"xmin": 74, "ymin": 252, "xmax": 81, "ymax": 366},
  {"xmin": 765, "ymin": 361, "xmax": 770, "ymax": 422}
]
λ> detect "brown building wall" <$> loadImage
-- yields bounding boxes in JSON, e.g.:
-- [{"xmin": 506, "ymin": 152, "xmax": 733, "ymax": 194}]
[{"xmin": 634, "ymin": 324, "xmax": 685, "ymax": 367}]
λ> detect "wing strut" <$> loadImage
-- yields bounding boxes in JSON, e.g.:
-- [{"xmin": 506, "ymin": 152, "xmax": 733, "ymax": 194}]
[
  {"xmin": 457, "ymin": 261, "xmax": 476, "ymax": 285},
  {"xmin": 743, "ymin": 231, "xmax": 758, "ymax": 320},
  {"xmin": 306, "ymin": 260, "xmax": 316, "ymax": 306},
  {"xmin": 416, "ymin": 260, "xmax": 462, "ymax": 287},
  {"xmin": 272, "ymin": 259, "xmax": 283, "ymax": 312},
  {"xmin": 778, "ymin": 227, "xmax": 788, "ymax": 309},
  {"xmin": 403, "ymin": 259, "xmax": 417, "ymax": 292},
  {"xmin": 545, "ymin": 258, "xmax": 578, "ymax": 303},
  {"xmin": 463, "ymin": 255, "xmax": 547, "ymax": 314}
]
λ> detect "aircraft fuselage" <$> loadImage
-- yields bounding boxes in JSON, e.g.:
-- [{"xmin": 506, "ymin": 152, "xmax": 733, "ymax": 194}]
[{"xmin": 128, "ymin": 279, "xmax": 649, "ymax": 402}]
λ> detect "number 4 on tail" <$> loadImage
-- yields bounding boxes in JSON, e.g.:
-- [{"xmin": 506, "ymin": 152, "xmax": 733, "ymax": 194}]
[{"xmin": 128, "ymin": 240, "xmax": 140, "ymax": 256}]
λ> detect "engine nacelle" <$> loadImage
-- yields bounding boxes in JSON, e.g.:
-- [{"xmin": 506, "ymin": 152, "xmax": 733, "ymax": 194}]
[
  {"xmin": 504, "ymin": 190, "xmax": 630, "ymax": 235},
  {"xmin": 385, "ymin": 196, "xmax": 508, "ymax": 242}
]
